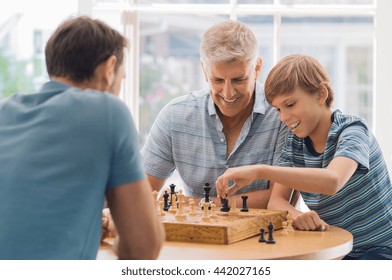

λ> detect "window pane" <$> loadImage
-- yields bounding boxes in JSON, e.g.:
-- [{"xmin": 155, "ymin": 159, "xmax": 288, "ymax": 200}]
[
  {"xmin": 139, "ymin": 0, "xmax": 229, "ymax": 4},
  {"xmin": 280, "ymin": 0, "xmax": 374, "ymax": 4},
  {"xmin": 0, "ymin": 0, "xmax": 78, "ymax": 97},
  {"xmin": 238, "ymin": 0, "xmax": 273, "ymax": 3},
  {"xmin": 280, "ymin": 16, "xmax": 374, "ymax": 128},
  {"xmin": 139, "ymin": 14, "xmax": 229, "ymax": 143},
  {"xmin": 237, "ymin": 16, "xmax": 274, "ymax": 84}
]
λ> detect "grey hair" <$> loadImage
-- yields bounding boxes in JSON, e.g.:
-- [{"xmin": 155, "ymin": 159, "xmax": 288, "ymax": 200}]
[{"xmin": 200, "ymin": 20, "xmax": 258, "ymax": 67}]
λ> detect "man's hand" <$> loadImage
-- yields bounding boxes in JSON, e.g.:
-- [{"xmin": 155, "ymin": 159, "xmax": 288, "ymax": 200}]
[
  {"xmin": 293, "ymin": 210, "xmax": 329, "ymax": 231},
  {"xmin": 101, "ymin": 208, "xmax": 117, "ymax": 241}
]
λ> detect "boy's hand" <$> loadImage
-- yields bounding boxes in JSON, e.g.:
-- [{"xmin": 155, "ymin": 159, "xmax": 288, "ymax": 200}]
[
  {"xmin": 293, "ymin": 210, "xmax": 329, "ymax": 231},
  {"xmin": 215, "ymin": 165, "xmax": 260, "ymax": 198}
]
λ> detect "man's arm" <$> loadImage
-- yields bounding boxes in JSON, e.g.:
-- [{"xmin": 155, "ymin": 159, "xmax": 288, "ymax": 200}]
[
  {"xmin": 147, "ymin": 174, "xmax": 166, "ymax": 192},
  {"xmin": 106, "ymin": 178, "xmax": 165, "ymax": 260}
]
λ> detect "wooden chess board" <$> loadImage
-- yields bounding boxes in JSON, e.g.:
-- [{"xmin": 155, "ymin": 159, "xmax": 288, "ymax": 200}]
[{"xmin": 160, "ymin": 207, "xmax": 288, "ymax": 245}]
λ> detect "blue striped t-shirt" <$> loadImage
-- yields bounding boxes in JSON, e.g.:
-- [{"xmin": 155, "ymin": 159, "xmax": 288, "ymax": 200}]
[{"xmin": 279, "ymin": 110, "xmax": 392, "ymax": 258}]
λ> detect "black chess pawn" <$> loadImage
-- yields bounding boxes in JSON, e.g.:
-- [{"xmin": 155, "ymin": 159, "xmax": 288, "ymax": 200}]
[
  {"xmin": 163, "ymin": 191, "xmax": 170, "ymax": 211},
  {"xmin": 266, "ymin": 222, "xmax": 276, "ymax": 244},
  {"xmin": 258, "ymin": 228, "xmax": 266, "ymax": 243},
  {"xmin": 220, "ymin": 196, "xmax": 230, "ymax": 212},
  {"xmin": 240, "ymin": 195, "xmax": 249, "ymax": 212}
]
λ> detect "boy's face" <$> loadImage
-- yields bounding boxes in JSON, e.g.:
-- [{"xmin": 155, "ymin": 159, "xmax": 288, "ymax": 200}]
[
  {"xmin": 271, "ymin": 87, "xmax": 327, "ymax": 139},
  {"xmin": 203, "ymin": 59, "xmax": 261, "ymax": 118}
]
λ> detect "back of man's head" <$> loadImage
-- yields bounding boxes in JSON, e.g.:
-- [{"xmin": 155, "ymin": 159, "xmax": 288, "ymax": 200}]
[{"xmin": 45, "ymin": 16, "xmax": 127, "ymax": 83}]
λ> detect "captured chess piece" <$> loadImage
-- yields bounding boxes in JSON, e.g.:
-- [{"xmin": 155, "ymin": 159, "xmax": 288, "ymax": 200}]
[
  {"xmin": 286, "ymin": 213, "xmax": 295, "ymax": 233},
  {"xmin": 163, "ymin": 190, "xmax": 170, "ymax": 211},
  {"xmin": 266, "ymin": 222, "xmax": 276, "ymax": 244},
  {"xmin": 220, "ymin": 196, "xmax": 230, "ymax": 212},
  {"xmin": 258, "ymin": 228, "xmax": 266, "ymax": 243},
  {"xmin": 280, "ymin": 221, "xmax": 289, "ymax": 235},
  {"xmin": 240, "ymin": 195, "xmax": 249, "ymax": 212}
]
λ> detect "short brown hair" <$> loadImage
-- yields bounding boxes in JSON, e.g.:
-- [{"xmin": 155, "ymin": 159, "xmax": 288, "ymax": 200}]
[
  {"xmin": 265, "ymin": 54, "xmax": 334, "ymax": 108},
  {"xmin": 45, "ymin": 16, "xmax": 127, "ymax": 83}
]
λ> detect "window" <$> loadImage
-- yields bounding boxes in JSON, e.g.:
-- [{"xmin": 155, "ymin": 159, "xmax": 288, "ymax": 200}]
[
  {"xmin": 89, "ymin": 0, "xmax": 376, "ymax": 144},
  {"xmin": 3, "ymin": 1, "xmax": 391, "ymax": 172},
  {"xmin": 0, "ymin": 0, "xmax": 78, "ymax": 97}
]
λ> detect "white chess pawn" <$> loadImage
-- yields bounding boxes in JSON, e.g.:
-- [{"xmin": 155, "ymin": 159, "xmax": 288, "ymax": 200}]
[
  {"xmin": 210, "ymin": 203, "xmax": 218, "ymax": 218},
  {"xmin": 286, "ymin": 213, "xmax": 295, "ymax": 233},
  {"xmin": 201, "ymin": 201, "xmax": 210, "ymax": 222},
  {"xmin": 280, "ymin": 221, "xmax": 288, "ymax": 235},
  {"xmin": 188, "ymin": 199, "xmax": 197, "ymax": 216},
  {"xmin": 158, "ymin": 200, "xmax": 165, "ymax": 216}
]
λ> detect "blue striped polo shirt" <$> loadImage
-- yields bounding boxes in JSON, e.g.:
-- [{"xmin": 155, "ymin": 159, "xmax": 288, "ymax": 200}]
[
  {"xmin": 279, "ymin": 110, "xmax": 392, "ymax": 258},
  {"xmin": 141, "ymin": 81, "xmax": 288, "ymax": 197}
]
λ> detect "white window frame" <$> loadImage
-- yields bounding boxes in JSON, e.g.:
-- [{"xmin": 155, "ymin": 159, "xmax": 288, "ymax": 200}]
[{"xmin": 79, "ymin": 0, "xmax": 392, "ymax": 173}]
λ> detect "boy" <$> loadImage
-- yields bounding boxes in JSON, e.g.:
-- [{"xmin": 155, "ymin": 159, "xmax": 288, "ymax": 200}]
[{"xmin": 215, "ymin": 54, "xmax": 392, "ymax": 259}]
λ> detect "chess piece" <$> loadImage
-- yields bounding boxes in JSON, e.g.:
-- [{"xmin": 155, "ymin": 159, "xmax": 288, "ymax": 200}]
[
  {"xmin": 210, "ymin": 203, "xmax": 218, "ymax": 218},
  {"xmin": 188, "ymin": 199, "xmax": 197, "ymax": 216},
  {"xmin": 266, "ymin": 222, "xmax": 276, "ymax": 244},
  {"xmin": 200, "ymin": 183, "xmax": 212, "ymax": 210},
  {"xmin": 202, "ymin": 201, "xmax": 210, "ymax": 222},
  {"xmin": 169, "ymin": 183, "xmax": 178, "ymax": 208},
  {"xmin": 240, "ymin": 195, "xmax": 249, "ymax": 212},
  {"xmin": 258, "ymin": 228, "xmax": 266, "ymax": 243},
  {"xmin": 220, "ymin": 196, "xmax": 230, "ymax": 212},
  {"xmin": 174, "ymin": 190, "xmax": 187, "ymax": 220},
  {"xmin": 280, "ymin": 221, "xmax": 289, "ymax": 235},
  {"xmin": 158, "ymin": 200, "xmax": 165, "ymax": 216},
  {"xmin": 286, "ymin": 213, "xmax": 295, "ymax": 233},
  {"xmin": 231, "ymin": 195, "xmax": 237, "ymax": 211},
  {"xmin": 163, "ymin": 191, "xmax": 170, "ymax": 211}
]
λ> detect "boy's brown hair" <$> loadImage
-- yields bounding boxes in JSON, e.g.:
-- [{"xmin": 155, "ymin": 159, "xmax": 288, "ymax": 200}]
[{"xmin": 264, "ymin": 54, "xmax": 334, "ymax": 108}]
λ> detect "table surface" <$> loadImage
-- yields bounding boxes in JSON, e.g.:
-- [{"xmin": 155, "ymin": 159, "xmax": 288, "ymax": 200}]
[{"xmin": 97, "ymin": 225, "xmax": 353, "ymax": 260}]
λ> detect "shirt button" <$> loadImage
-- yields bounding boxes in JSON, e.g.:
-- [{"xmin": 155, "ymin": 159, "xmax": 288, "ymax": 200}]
[
  {"xmin": 225, "ymin": 165, "xmax": 229, "ymax": 169},
  {"xmin": 220, "ymin": 138, "xmax": 224, "ymax": 142}
]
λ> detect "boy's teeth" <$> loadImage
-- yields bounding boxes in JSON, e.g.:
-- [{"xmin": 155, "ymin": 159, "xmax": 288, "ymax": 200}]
[{"xmin": 291, "ymin": 122, "xmax": 300, "ymax": 129}]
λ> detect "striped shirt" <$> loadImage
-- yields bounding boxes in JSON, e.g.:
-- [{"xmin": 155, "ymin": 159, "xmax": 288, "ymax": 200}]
[
  {"xmin": 141, "ymin": 81, "xmax": 288, "ymax": 197},
  {"xmin": 279, "ymin": 110, "xmax": 392, "ymax": 258}
]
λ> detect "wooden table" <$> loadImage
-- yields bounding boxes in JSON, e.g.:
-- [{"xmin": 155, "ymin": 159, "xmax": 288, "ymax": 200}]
[{"xmin": 97, "ymin": 225, "xmax": 353, "ymax": 260}]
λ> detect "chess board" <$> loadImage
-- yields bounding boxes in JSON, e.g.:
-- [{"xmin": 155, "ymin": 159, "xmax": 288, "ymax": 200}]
[{"xmin": 160, "ymin": 207, "xmax": 288, "ymax": 245}]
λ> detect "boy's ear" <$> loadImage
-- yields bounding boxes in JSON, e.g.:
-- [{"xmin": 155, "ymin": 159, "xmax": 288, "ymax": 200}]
[{"xmin": 317, "ymin": 86, "xmax": 329, "ymax": 105}]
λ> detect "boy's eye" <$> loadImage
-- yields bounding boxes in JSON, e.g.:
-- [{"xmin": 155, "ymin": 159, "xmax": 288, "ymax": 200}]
[{"xmin": 286, "ymin": 102, "xmax": 295, "ymax": 107}]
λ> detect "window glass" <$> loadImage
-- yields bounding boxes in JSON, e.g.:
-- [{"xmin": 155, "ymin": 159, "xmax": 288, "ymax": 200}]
[
  {"xmin": 280, "ymin": 0, "xmax": 374, "ymax": 4},
  {"xmin": 139, "ymin": 14, "xmax": 229, "ymax": 142},
  {"xmin": 0, "ymin": 0, "xmax": 78, "ymax": 97},
  {"xmin": 279, "ymin": 16, "xmax": 374, "ymax": 127}
]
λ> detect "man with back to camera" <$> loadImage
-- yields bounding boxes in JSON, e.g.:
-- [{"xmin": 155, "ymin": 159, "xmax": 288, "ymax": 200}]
[{"xmin": 0, "ymin": 16, "xmax": 164, "ymax": 260}]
